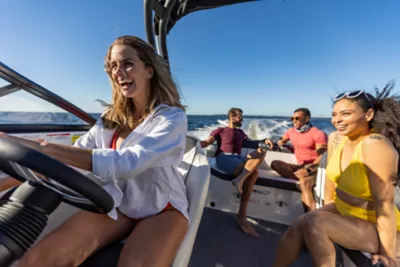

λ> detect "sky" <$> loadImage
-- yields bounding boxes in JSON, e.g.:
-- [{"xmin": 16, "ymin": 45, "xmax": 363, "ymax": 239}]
[{"xmin": 0, "ymin": 0, "xmax": 399, "ymax": 117}]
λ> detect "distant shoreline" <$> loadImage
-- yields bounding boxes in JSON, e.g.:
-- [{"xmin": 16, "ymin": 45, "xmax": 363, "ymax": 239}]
[
  {"xmin": 185, "ymin": 114, "xmax": 332, "ymax": 119},
  {"xmin": 0, "ymin": 111, "xmax": 332, "ymax": 120}
]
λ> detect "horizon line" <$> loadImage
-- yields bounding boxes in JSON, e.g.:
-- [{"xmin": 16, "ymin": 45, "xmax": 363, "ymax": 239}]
[{"xmin": 0, "ymin": 110, "xmax": 332, "ymax": 119}]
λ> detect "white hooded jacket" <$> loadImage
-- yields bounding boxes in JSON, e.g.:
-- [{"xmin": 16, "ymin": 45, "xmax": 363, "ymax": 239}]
[{"xmin": 74, "ymin": 104, "xmax": 189, "ymax": 221}]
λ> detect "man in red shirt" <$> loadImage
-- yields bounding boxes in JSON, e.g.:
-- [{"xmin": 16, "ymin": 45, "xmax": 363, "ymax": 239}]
[
  {"xmin": 265, "ymin": 108, "xmax": 327, "ymax": 211},
  {"xmin": 201, "ymin": 108, "xmax": 269, "ymax": 237}
]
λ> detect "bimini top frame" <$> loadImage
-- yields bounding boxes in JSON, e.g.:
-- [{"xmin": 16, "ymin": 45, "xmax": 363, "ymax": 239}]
[{"xmin": 144, "ymin": 0, "xmax": 257, "ymax": 65}]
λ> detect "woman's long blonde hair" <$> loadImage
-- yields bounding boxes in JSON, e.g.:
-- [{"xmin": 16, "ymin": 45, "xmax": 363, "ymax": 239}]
[{"xmin": 100, "ymin": 35, "xmax": 185, "ymax": 130}]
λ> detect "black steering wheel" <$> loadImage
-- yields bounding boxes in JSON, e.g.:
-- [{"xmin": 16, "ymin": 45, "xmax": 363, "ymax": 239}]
[{"xmin": 0, "ymin": 137, "xmax": 114, "ymax": 214}]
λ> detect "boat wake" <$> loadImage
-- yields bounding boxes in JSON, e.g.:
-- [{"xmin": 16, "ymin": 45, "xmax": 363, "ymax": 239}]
[{"xmin": 188, "ymin": 117, "xmax": 333, "ymax": 141}]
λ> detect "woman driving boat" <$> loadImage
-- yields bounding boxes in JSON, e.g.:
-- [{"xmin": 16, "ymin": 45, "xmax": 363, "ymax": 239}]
[
  {"xmin": 0, "ymin": 35, "xmax": 189, "ymax": 267},
  {"xmin": 273, "ymin": 81, "xmax": 400, "ymax": 267}
]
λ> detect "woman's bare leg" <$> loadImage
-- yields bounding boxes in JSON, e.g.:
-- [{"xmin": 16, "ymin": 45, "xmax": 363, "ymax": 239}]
[
  {"xmin": 272, "ymin": 203, "xmax": 337, "ymax": 267},
  {"xmin": 117, "ymin": 208, "xmax": 188, "ymax": 267},
  {"xmin": 303, "ymin": 205, "xmax": 382, "ymax": 267},
  {"xmin": 18, "ymin": 210, "xmax": 135, "ymax": 267},
  {"xmin": 0, "ymin": 177, "xmax": 21, "ymax": 192},
  {"xmin": 397, "ymin": 233, "xmax": 400, "ymax": 265}
]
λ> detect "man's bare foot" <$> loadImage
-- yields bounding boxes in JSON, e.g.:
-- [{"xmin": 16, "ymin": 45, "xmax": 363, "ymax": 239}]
[
  {"xmin": 236, "ymin": 217, "xmax": 259, "ymax": 237},
  {"xmin": 231, "ymin": 178, "xmax": 243, "ymax": 194}
]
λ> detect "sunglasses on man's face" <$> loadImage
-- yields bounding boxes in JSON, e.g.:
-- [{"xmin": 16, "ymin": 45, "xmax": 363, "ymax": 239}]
[{"xmin": 290, "ymin": 116, "xmax": 302, "ymax": 121}]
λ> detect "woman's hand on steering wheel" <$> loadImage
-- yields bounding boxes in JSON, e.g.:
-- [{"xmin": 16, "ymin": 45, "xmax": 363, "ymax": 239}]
[{"xmin": 0, "ymin": 135, "xmax": 114, "ymax": 213}]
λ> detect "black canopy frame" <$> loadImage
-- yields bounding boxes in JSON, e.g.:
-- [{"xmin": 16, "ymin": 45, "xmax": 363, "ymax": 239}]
[{"xmin": 144, "ymin": 0, "xmax": 257, "ymax": 65}]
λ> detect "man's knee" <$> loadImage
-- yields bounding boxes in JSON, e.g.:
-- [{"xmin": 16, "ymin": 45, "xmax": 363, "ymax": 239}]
[
  {"xmin": 257, "ymin": 148, "xmax": 267, "ymax": 157},
  {"xmin": 271, "ymin": 160, "xmax": 282, "ymax": 170},
  {"xmin": 248, "ymin": 148, "xmax": 266, "ymax": 160}
]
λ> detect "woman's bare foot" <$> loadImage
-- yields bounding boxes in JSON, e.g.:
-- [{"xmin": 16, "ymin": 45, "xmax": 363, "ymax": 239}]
[
  {"xmin": 236, "ymin": 217, "xmax": 259, "ymax": 237},
  {"xmin": 232, "ymin": 178, "xmax": 244, "ymax": 194}
]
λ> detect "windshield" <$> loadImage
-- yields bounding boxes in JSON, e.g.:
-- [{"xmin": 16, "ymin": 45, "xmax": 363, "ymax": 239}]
[{"xmin": 0, "ymin": 62, "xmax": 97, "ymax": 125}]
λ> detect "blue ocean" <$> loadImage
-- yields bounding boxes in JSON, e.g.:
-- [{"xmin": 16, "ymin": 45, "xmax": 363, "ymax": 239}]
[{"xmin": 0, "ymin": 112, "xmax": 336, "ymax": 141}]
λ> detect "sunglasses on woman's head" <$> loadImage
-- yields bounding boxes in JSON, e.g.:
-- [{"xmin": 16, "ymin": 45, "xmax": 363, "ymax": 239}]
[{"xmin": 334, "ymin": 90, "xmax": 373, "ymax": 107}]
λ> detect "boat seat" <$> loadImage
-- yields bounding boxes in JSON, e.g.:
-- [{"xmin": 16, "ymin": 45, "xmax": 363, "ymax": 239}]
[
  {"xmin": 210, "ymin": 147, "xmax": 301, "ymax": 192},
  {"xmin": 172, "ymin": 135, "xmax": 210, "ymax": 267},
  {"xmin": 210, "ymin": 162, "xmax": 300, "ymax": 192},
  {"xmin": 79, "ymin": 135, "xmax": 210, "ymax": 267},
  {"xmin": 314, "ymin": 153, "xmax": 388, "ymax": 267}
]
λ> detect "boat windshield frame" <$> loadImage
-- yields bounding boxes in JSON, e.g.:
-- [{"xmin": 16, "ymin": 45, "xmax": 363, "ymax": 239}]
[{"xmin": 0, "ymin": 61, "xmax": 96, "ymax": 132}]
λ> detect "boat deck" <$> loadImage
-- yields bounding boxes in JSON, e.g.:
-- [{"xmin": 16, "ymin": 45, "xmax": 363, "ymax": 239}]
[
  {"xmin": 189, "ymin": 208, "xmax": 312, "ymax": 267},
  {"xmin": 79, "ymin": 207, "xmax": 313, "ymax": 267}
]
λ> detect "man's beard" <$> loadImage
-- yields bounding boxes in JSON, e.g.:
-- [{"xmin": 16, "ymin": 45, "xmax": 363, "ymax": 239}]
[{"xmin": 233, "ymin": 121, "xmax": 242, "ymax": 128}]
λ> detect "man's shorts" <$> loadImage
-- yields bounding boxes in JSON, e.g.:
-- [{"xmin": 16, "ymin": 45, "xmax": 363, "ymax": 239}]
[{"xmin": 216, "ymin": 153, "xmax": 247, "ymax": 176}]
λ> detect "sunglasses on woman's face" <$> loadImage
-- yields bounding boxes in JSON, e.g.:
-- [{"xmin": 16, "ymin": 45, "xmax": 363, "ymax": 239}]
[{"xmin": 334, "ymin": 90, "xmax": 373, "ymax": 107}]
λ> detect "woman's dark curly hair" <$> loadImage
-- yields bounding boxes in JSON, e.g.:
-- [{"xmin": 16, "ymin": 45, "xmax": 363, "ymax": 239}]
[{"xmin": 347, "ymin": 80, "xmax": 400, "ymax": 181}]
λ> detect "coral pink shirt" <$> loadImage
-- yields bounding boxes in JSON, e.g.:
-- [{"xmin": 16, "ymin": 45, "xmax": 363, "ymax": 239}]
[{"xmin": 283, "ymin": 126, "xmax": 327, "ymax": 165}]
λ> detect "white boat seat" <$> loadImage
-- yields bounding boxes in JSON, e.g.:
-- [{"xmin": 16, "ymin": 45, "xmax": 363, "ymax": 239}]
[
  {"xmin": 172, "ymin": 136, "xmax": 210, "ymax": 267},
  {"xmin": 209, "ymin": 145, "xmax": 301, "ymax": 191},
  {"xmin": 210, "ymin": 161, "xmax": 300, "ymax": 192},
  {"xmin": 77, "ymin": 136, "xmax": 210, "ymax": 267}
]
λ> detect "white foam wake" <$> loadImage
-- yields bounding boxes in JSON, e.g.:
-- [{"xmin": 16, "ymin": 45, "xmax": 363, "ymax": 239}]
[{"xmin": 188, "ymin": 118, "xmax": 292, "ymax": 141}]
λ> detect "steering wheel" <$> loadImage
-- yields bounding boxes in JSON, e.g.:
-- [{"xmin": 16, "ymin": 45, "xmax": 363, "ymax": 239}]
[{"xmin": 0, "ymin": 137, "xmax": 114, "ymax": 214}]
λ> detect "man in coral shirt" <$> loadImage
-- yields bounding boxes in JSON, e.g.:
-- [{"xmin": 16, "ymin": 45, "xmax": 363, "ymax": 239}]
[{"xmin": 265, "ymin": 108, "xmax": 327, "ymax": 211}]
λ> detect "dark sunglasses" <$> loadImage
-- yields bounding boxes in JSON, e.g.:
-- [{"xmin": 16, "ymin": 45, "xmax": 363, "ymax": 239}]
[
  {"xmin": 290, "ymin": 116, "xmax": 302, "ymax": 121},
  {"xmin": 334, "ymin": 90, "xmax": 373, "ymax": 107}
]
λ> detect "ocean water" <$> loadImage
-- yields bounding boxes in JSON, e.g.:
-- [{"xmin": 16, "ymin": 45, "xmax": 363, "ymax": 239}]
[
  {"xmin": 0, "ymin": 112, "xmax": 336, "ymax": 140},
  {"xmin": 187, "ymin": 115, "xmax": 335, "ymax": 141}
]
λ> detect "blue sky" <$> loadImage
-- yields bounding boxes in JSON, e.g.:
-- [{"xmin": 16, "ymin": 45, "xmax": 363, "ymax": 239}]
[{"xmin": 1, "ymin": 0, "xmax": 399, "ymax": 117}]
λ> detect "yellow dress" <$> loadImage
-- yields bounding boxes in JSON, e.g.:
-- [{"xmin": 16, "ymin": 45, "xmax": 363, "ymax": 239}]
[{"xmin": 325, "ymin": 136, "xmax": 400, "ymax": 231}]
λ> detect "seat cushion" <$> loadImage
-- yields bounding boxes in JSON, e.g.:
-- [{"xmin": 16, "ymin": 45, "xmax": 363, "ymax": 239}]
[{"xmin": 210, "ymin": 161, "xmax": 300, "ymax": 192}]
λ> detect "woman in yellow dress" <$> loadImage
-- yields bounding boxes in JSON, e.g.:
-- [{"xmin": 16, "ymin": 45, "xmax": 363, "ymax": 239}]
[{"xmin": 273, "ymin": 81, "xmax": 400, "ymax": 267}]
